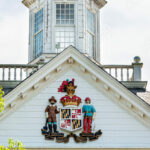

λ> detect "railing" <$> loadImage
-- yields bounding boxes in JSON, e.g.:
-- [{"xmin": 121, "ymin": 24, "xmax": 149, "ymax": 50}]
[
  {"xmin": 102, "ymin": 65, "xmax": 134, "ymax": 81},
  {"xmin": 0, "ymin": 64, "xmax": 38, "ymax": 81},
  {"xmin": 0, "ymin": 63, "xmax": 139, "ymax": 82}
]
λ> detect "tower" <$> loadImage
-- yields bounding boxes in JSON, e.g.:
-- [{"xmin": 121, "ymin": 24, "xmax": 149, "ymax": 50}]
[{"xmin": 22, "ymin": 0, "xmax": 107, "ymax": 63}]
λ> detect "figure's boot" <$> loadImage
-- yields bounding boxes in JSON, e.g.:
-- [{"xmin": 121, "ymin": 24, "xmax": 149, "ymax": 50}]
[
  {"xmin": 48, "ymin": 124, "xmax": 52, "ymax": 134},
  {"xmin": 42, "ymin": 125, "xmax": 47, "ymax": 131},
  {"xmin": 53, "ymin": 124, "xmax": 59, "ymax": 133},
  {"xmin": 41, "ymin": 118, "xmax": 48, "ymax": 133}
]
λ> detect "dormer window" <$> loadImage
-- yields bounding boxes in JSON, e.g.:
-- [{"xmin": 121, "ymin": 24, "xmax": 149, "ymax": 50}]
[
  {"xmin": 55, "ymin": 3, "xmax": 75, "ymax": 53},
  {"xmin": 34, "ymin": 8, "xmax": 43, "ymax": 58}
]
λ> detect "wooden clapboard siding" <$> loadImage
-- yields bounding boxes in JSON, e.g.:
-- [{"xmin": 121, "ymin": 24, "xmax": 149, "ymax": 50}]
[{"xmin": 0, "ymin": 70, "xmax": 150, "ymax": 148}]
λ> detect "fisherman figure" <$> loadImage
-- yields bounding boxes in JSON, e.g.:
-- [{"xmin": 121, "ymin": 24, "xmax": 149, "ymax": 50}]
[
  {"xmin": 82, "ymin": 97, "xmax": 96, "ymax": 133},
  {"xmin": 45, "ymin": 96, "xmax": 59, "ymax": 133}
]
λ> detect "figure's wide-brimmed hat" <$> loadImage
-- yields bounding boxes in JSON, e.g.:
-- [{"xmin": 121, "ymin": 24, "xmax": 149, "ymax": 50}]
[{"xmin": 49, "ymin": 96, "xmax": 57, "ymax": 103}]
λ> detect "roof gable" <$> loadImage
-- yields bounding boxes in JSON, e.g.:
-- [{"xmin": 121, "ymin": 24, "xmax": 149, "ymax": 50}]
[
  {"xmin": 1, "ymin": 46, "xmax": 150, "ymax": 128},
  {"xmin": 1, "ymin": 69, "xmax": 150, "ymax": 148}
]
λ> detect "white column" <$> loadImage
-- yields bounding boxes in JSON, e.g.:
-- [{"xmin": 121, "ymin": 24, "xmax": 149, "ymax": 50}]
[{"xmin": 132, "ymin": 56, "xmax": 143, "ymax": 81}]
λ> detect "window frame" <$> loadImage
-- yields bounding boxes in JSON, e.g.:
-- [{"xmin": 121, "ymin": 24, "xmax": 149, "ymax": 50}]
[
  {"xmin": 55, "ymin": 3, "xmax": 75, "ymax": 26},
  {"xmin": 86, "ymin": 8, "xmax": 96, "ymax": 57},
  {"xmin": 33, "ymin": 8, "xmax": 44, "ymax": 58},
  {"xmin": 54, "ymin": 2, "xmax": 76, "ymax": 53},
  {"xmin": 55, "ymin": 27, "xmax": 75, "ymax": 53}
]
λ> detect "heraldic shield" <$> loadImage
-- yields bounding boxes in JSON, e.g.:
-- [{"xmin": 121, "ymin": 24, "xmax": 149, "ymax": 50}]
[
  {"xmin": 41, "ymin": 79, "xmax": 102, "ymax": 143},
  {"xmin": 60, "ymin": 107, "xmax": 82, "ymax": 131}
]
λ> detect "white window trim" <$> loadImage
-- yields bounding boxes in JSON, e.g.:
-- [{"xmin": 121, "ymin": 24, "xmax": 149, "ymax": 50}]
[
  {"xmin": 86, "ymin": 31, "xmax": 95, "ymax": 57},
  {"xmin": 33, "ymin": 8, "xmax": 44, "ymax": 58},
  {"xmin": 32, "ymin": 1, "xmax": 44, "ymax": 13},
  {"xmin": 55, "ymin": 24, "xmax": 75, "ymax": 27},
  {"xmin": 86, "ymin": 8, "xmax": 97, "ymax": 57},
  {"xmin": 54, "ymin": 2, "xmax": 76, "ymax": 53},
  {"xmin": 86, "ymin": 8, "xmax": 96, "ymax": 34},
  {"xmin": 55, "ymin": 3, "xmax": 75, "ymax": 26}
]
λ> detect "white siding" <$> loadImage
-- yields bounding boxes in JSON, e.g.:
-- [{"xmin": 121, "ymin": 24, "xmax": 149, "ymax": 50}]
[{"xmin": 0, "ymin": 70, "xmax": 150, "ymax": 148}]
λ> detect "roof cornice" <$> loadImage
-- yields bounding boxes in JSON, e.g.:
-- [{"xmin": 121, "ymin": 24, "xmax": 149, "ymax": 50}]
[
  {"xmin": 22, "ymin": 0, "xmax": 107, "ymax": 9},
  {"xmin": 93, "ymin": 0, "xmax": 107, "ymax": 9},
  {"xmin": 22, "ymin": 0, "xmax": 36, "ymax": 8}
]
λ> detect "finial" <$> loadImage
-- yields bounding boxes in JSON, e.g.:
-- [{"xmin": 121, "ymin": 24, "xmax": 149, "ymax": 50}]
[{"xmin": 134, "ymin": 56, "xmax": 141, "ymax": 63}]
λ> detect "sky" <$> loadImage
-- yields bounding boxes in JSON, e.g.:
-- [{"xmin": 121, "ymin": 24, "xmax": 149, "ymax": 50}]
[{"xmin": 0, "ymin": 0, "xmax": 150, "ymax": 90}]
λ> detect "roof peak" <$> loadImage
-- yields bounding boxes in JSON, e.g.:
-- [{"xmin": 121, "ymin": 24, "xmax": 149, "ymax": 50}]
[{"xmin": 1, "ymin": 46, "xmax": 150, "ymax": 129}]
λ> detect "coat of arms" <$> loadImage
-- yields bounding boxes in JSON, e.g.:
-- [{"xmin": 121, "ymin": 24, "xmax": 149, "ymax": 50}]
[
  {"xmin": 41, "ymin": 79, "xmax": 102, "ymax": 143},
  {"xmin": 58, "ymin": 79, "xmax": 82, "ymax": 132}
]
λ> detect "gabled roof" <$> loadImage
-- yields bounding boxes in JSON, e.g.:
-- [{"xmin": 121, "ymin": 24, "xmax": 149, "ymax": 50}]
[{"xmin": 1, "ymin": 46, "xmax": 150, "ymax": 128}]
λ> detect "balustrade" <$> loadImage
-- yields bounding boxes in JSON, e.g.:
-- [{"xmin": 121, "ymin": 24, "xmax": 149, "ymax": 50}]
[
  {"xmin": 102, "ymin": 65, "xmax": 133, "ymax": 81},
  {"xmin": 0, "ymin": 64, "xmax": 38, "ymax": 81},
  {"xmin": 0, "ymin": 64, "xmax": 138, "ymax": 82}
]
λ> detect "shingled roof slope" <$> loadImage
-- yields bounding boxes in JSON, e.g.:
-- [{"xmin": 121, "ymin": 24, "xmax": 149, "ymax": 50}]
[{"xmin": 137, "ymin": 92, "xmax": 150, "ymax": 105}]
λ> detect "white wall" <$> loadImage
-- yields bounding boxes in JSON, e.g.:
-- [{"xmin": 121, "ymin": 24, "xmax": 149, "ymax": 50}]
[{"xmin": 0, "ymin": 70, "xmax": 150, "ymax": 148}]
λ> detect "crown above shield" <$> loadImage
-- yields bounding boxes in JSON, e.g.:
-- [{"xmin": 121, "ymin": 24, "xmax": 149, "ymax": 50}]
[
  {"xmin": 60, "ymin": 95, "xmax": 81, "ymax": 106},
  {"xmin": 58, "ymin": 79, "xmax": 82, "ymax": 106}
]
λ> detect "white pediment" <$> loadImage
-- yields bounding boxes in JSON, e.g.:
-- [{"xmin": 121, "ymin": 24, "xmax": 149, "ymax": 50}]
[{"xmin": 1, "ymin": 46, "xmax": 150, "ymax": 136}]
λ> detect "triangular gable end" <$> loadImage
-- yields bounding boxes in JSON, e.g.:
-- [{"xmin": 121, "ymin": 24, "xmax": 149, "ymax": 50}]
[{"xmin": 1, "ymin": 46, "xmax": 150, "ymax": 129}]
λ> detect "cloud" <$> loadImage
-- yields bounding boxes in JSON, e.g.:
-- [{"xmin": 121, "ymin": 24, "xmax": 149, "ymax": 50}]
[
  {"xmin": 101, "ymin": 0, "xmax": 150, "ymax": 90},
  {"xmin": 0, "ymin": 1, "xmax": 29, "ymax": 64}
]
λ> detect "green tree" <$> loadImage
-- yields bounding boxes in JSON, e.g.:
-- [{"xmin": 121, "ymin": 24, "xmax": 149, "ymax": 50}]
[
  {"xmin": 0, "ymin": 86, "xmax": 5, "ymax": 113},
  {"xmin": 0, "ymin": 87, "xmax": 25, "ymax": 150},
  {"xmin": 0, "ymin": 138, "xmax": 25, "ymax": 150}
]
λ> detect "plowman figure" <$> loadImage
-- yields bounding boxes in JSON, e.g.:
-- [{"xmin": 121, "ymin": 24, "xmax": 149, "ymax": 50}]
[{"xmin": 82, "ymin": 97, "xmax": 96, "ymax": 133}]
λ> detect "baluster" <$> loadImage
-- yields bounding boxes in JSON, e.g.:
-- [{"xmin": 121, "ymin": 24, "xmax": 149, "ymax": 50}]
[
  {"xmin": 32, "ymin": 67, "xmax": 34, "ymax": 74},
  {"xmin": 115, "ymin": 68, "xmax": 117, "ymax": 79},
  {"xmin": 8, "ymin": 68, "xmax": 11, "ymax": 81},
  {"xmin": 121, "ymin": 68, "xmax": 123, "ymax": 81},
  {"xmin": 14, "ymin": 67, "xmax": 16, "ymax": 81},
  {"xmin": 26, "ymin": 67, "xmax": 29, "ymax": 77},
  {"xmin": 20, "ymin": 68, "xmax": 22, "ymax": 81},
  {"xmin": 109, "ymin": 68, "xmax": 112, "ymax": 75},
  {"xmin": 127, "ymin": 68, "xmax": 129, "ymax": 81},
  {"xmin": 2, "ymin": 68, "xmax": 5, "ymax": 81}
]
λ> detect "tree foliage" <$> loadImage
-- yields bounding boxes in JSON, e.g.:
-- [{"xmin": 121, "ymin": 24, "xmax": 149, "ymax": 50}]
[
  {"xmin": 0, "ymin": 86, "xmax": 5, "ymax": 113},
  {"xmin": 0, "ymin": 138, "xmax": 25, "ymax": 150}
]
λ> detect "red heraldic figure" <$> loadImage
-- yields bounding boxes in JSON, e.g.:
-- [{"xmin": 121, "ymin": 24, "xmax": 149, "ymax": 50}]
[
  {"xmin": 82, "ymin": 97, "xmax": 96, "ymax": 133},
  {"xmin": 45, "ymin": 96, "xmax": 59, "ymax": 133}
]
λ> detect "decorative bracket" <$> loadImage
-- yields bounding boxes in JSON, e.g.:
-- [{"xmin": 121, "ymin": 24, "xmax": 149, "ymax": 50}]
[{"xmin": 42, "ymin": 130, "xmax": 102, "ymax": 143}]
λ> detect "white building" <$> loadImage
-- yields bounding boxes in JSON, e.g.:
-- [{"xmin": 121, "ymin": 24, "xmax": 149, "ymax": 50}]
[{"xmin": 0, "ymin": 0, "xmax": 150, "ymax": 149}]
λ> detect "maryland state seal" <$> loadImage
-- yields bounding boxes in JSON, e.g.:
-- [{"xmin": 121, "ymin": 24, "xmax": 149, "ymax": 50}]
[
  {"xmin": 59, "ymin": 79, "xmax": 82, "ymax": 132},
  {"xmin": 41, "ymin": 78, "xmax": 102, "ymax": 143}
]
